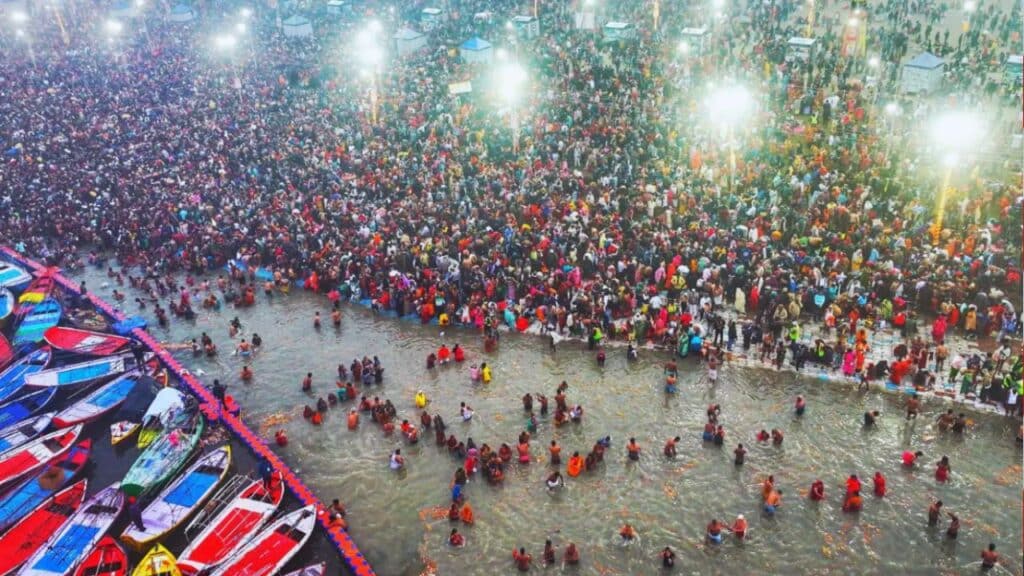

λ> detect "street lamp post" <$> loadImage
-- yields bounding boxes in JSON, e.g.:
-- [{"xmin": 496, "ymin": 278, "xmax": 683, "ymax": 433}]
[
  {"xmin": 496, "ymin": 61, "xmax": 528, "ymax": 154},
  {"xmin": 926, "ymin": 111, "xmax": 985, "ymax": 245},
  {"xmin": 354, "ymin": 21, "xmax": 385, "ymax": 126},
  {"xmin": 704, "ymin": 84, "xmax": 755, "ymax": 196}
]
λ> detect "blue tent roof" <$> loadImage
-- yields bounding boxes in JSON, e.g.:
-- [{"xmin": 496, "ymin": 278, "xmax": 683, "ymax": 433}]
[
  {"xmin": 460, "ymin": 37, "xmax": 491, "ymax": 51},
  {"xmin": 906, "ymin": 52, "xmax": 943, "ymax": 69}
]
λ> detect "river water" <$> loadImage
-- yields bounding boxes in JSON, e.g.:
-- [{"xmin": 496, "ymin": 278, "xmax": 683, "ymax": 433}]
[{"xmin": 77, "ymin": 268, "xmax": 1022, "ymax": 576}]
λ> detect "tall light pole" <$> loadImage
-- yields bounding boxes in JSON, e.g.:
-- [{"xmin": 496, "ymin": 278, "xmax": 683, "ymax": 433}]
[
  {"xmin": 213, "ymin": 33, "xmax": 242, "ymax": 107},
  {"xmin": 10, "ymin": 10, "xmax": 35, "ymax": 66},
  {"xmin": 704, "ymin": 84, "xmax": 755, "ymax": 196},
  {"xmin": 496, "ymin": 61, "xmax": 528, "ymax": 154},
  {"xmin": 354, "ymin": 21, "xmax": 385, "ymax": 125},
  {"xmin": 926, "ymin": 111, "xmax": 984, "ymax": 244}
]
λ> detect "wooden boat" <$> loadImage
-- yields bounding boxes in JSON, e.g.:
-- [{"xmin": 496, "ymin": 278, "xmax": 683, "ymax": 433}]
[
  {"xmin": 121, "ymin": 412, "xmax": 204, "ymax": 497},
  {"xmin": 53, "ymin": 373, "xmax": 140, "ymax": 428},
  {"xmin": 0, "ymin": 388, "xmax": 56, "ymax": 433},
  {"xmin": 0, "ymin": 425, "xmax": 81, "ymax": 491},
  {"xmin": 0, "ymin": 412, "xmax": 53, "ymax": 455},
  {"xmin": 0, "ymin": 335, "xmax": 11, "ymax": 373},
  {"xmin": 68, "ymin": 310, "xmax": 110, "ymax": 333},
  {"xmin": 0, "ymin": 347, "xmax": 52, "ymax": 404},
  {"xmin": 25, "ymin": 352, "xmax": 139, "ymax": 388},
  {"xmin": 0, "ymin": 480, "xmax": 87, "ymax": 576},
  {"xmin": 19, "ymin": 483, "xmax": 125, "ymax": 576},
  {"xmin": 0, "ymin": 288, "xmax": 14, "ymax": 326},
  {"xmin": 73, "ymin": 536, "xmax": 127, "ymax": 576},
  {"xmin": 175, "ymin": 478, "xmax": 285, "ymax": 575},
  {"xmin": 109, "ymin": 421, "xmax": 140, "ymax": 446},
  {"xmin": 0, "ymin": 439, "xmax": 90, "ymax": 532},
  {"xmin": 130, "ymin": 544, "xmax": 179, "ymax": 576},
  {"xmin": 121, "ymin": 446, "xmax": 231, "ymax": 551},
  {"xmin": 208, "ymin": 505, "xmax": 318, "ymax": 576},
  {"xmin": 0, "ymin": 263, "xmax": 31, "ymax": 291},
  {"xmin": 43, "ymin": 327, "xmax": 131, "ymax": 357},
  {"xmin": 282, "ymin": 563, "xmax": 326, "ymax": 576},
  {"xmin": 17, "ymin": 274, "xmax": 56, "ymax": 305},
  {"xmin": 13, "ymin": 299, "xmax": 62, "ymax": 348},
  {"xmin": 136, "ymin": 388, "xmax": 185, "ymax": 449}
]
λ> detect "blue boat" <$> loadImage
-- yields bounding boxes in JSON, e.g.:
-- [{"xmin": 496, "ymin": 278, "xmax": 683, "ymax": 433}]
[
  {"xmin": 0, "ymin": 287, "xmax": 14, "ymax": 324},
  {"xmin": 0, "ymin": 388, "xmax": 57, "ymax": 432},
  {"xmin": 53, "ymin": 372, "xmax": 140, "ymax": 427},
  {"xmin": 0, "ymin": 262, "xmax": 31, "ymax": 291},
  {"xmin": 13, "ymin": 298, "xmax": 63, "ymax": 348},
  {"xmin": 24, "ymin": 352, "xmax": 139, "ymax": 388},
  {"xmin": 19, "ymin": 483, "xmax": 124, "ymax": 576},
  {"xmin": 0, "ymin": 412, "xmax": 53, "ymax": 455},
  {"xmin": 0, "ymin": 439, "xmax": 91, "ymax": 532},
  {"xmin": 0, "ymin": 347, "xmax": 52, "ymax": 404}
]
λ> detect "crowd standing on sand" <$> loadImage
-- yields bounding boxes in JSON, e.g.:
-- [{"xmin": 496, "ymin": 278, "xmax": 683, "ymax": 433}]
[{"xmin": 1, "ymin": 0, "xmax": 1021, "ymax": 571}]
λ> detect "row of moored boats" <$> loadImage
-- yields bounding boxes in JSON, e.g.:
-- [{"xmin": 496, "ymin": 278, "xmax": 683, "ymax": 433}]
[{"xmin": 0, "ymin": 262, "xmax": 325, "ymax": 576}]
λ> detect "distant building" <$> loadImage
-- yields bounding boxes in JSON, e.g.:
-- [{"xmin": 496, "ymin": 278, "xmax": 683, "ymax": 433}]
[{"xmin": 901, "ymin": 52, "xmax": 944, "ymax": 94}]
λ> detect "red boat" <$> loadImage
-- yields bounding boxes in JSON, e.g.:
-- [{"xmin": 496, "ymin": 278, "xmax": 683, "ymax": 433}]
[
  {"xmin": 43, "ymin": 326, "xmax": 131, "ymax": 357},
  {"xmin": 73, "ymin": 536, "xmax": 128, "ymax": 576},
  {"xmin": 176, "ymin": 478, "xmax": 284, "ymax": 575},
  {"xmin": 0, "ymin": 334, "xmax": 12, "ymax": 372},
  {"xmin": 209, "ymin": 505, "xmax": 318, "ymax": 576},
  {"xmin": 0, "ymin": 479, "xmax": 88, "ymax": 576},
  {"xmin": 0, "ymin": 425, "xmax": 82, "ymax": 490}
]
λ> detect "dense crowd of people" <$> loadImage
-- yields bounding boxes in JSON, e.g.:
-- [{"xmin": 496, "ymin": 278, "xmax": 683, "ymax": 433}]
[{"xmin": 1, "ymin": 0, "xmax": 1021, "ymax": 571}]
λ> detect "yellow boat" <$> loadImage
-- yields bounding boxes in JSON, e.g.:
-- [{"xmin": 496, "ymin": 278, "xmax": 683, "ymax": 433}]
[
  {"xmin": 110, "ymin": 421, "xmax": 140, "ymax": 445},
  {"xmin": 132, "ymin": 544, "xmax": 181, "ymax": 576}
]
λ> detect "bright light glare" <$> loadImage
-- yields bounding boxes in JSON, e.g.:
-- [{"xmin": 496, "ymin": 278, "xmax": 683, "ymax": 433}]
[
  {"xmin": 235, "ymin": 22, "xmax": 247, "ymax": 34},
  {"xmin": 239, "ymin": 7, "xmax": 253, "ymax": 18},
  {"xmin": 495, "ymin": 48, "xmax": 509, "ymax": 61},
  {"xmin": 963, "ymin": 0, "xmax": 977, "ymax": 12},
  {"xmin": 497, "ymin": 62, "xmax": 528, "ymax": 104},
  {"xmin": 868, "ymin": 56, "xmax": 880, "ymax": 68},
  {"xmin": 884, "ymin": 102, "xmax": 900, "ymax": 116},
  {"xmin": 354, "ymin": 25, "xmax": 385, "ymax": 69},
  {"xmin": 705, "ymin": 85, "xmax": 755, "ymax": 129},
  {"xmin": 214, "ymin": 34, "xmax": 237, "ymax": 50},
  {"xmin": 942, "ymin": 153, "xmax": 959, "ymax": 167},
  {"xmin": 11, "ymin": 11, "xmax": 28, "ymax": 24},
  {"xmin": 929, "ymin": 110, "xmax": 984, "ymax": 151},
  {"xmin": 135, "ymin": 0, "xmax": 145, "ymax": 7},
  {"xmin": 678, "ymin": 41, "xmax": 690, "ymax": 55},
  {"xmin": 106, "ymin": 19, "xmax": 124, "ymax": 36},
  {"xmin": 849, "ymin": 17, "xmax": 859, "ymax": 26}
]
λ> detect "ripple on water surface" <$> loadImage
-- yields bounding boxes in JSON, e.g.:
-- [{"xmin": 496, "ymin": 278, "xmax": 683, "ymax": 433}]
[{"xmin": 79, "ymin": 269, "xmax": 1023, "ymax": 576}]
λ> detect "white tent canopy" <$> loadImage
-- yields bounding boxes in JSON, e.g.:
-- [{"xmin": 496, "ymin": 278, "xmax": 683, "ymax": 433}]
[
  {"xmin": 393, "ymin": 28, "xmax": 427, "ymax": 58},
  {"xmin": 282, "ymin": 15, "xmax": 313, "ymax": 38},
  {"xmin": 167, "ymin": 4, "xmax": 195, "ymax": 23},
  {"xmin": 459, "ymin": 37, "xmax": 492, "ymax": 64}
]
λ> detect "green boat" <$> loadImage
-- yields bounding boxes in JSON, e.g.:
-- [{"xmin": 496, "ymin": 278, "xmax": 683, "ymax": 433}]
[{"xmin": 121, "ymin": 410, "xmax": 205, "ymax": 497}]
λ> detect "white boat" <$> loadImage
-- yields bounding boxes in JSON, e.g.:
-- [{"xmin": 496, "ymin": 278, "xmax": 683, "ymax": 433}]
[
  {"xmin": 136, "ymin": 387, "xmax": 185, "ymax": 449},
  {"xmin": 0, "ymin": 412, "xmax": 53, "ymax": 456},
  {"xmin": 120, "ymin": 446, "xmax": 231, "ymax": 551},
  {"xmin": 209, "ymin": 505, "xmax": 318, "ymax": 576},
  {"xmin": 18, "ymin": 483, "xmax": 125, "ymax": 576},
  {"xmin": 0, "ymin": 425, "xmax": 82, "ymax": 490},
  {"xmin": 24, "ymin": 353, "xmax": 138, "ymax": 388},
  {"xmin": 176, "ymin": 477, "xmax": 285, "ymax": 575},
  {"xmin": 0, "ymin": 263, "xmax": 31, "ymax": 290},
  {"xmin": 52, "ymin": 373, "xmax": 140, "ymax": 427}
]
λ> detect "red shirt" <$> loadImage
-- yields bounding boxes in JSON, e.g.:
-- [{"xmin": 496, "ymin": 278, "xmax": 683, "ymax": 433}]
[
  {"xmin": 873, "ymin": 474, "xmax": 886, "ymax": 497},
  {"xmin": 902, "ymin": 451, "xmax": 917, "ymax": 466}
]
